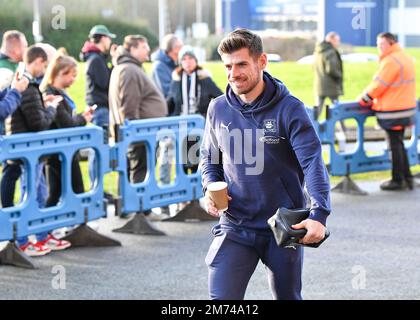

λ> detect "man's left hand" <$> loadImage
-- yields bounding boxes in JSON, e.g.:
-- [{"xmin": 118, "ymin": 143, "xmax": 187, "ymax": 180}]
[{"xmin": 292, "ymin": 219, "xmax": 326, "ymax": 245}]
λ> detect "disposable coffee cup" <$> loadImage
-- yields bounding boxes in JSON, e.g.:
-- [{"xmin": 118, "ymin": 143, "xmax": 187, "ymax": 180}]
[{"xmin": 207, "ymin": 181, "xmax": 228, "ymax": 211}]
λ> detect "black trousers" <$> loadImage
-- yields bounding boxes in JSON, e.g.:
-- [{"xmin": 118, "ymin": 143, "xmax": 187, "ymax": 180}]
[
  {"xmin": 317, "ymin": 95, "xmax": 339, "ymax": 119},
  {"xmin": 182, "ymin": 136, "xmax": 200, "ymax": 174},
  {"xmin": 317, "ymin": 95, "xmax": 346, "ymax": 131},
  {"xmin": 126, "ymin": 143, "xmax": 151, "ymax": 214},
  {"xmin": 0, "ymin": 162, "xmax": 22, "ymax": 207},
  {"xmin": 45, "ymin": 154, "xmax": 84, "ymax": 207},
  {"xmin": 127, "ymin": 143, "xmax": 148, "ymax": 184},
  {"xmin": 386, "ymin": 128, "xmax": 412, "ymax": 183}
]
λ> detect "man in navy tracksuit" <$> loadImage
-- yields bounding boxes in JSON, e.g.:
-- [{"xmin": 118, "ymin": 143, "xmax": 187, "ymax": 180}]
[{"xmin": 200, "ymin": 29, "xmax": 331, "ymax": 300}]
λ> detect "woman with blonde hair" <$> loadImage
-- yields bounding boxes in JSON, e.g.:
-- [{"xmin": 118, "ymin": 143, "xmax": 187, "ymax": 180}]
[{"xmin": 39, "ymin": 49, "xmax": 93, "ymax": 250}]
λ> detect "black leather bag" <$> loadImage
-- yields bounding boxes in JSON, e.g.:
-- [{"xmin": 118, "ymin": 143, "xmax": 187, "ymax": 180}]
[{"xmin": 267, "ymin": 208, "xmax": 330, "ymax": 248}]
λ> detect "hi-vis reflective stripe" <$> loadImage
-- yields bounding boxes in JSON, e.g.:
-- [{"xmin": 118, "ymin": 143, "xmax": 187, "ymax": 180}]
[
  {"xmin": 375, "ymin": 76, "xmax": 415, "ymax": 88},
  {"xmin": 375, "ymin": 55, "xmax": 415, "ymax": 88},
  {"xmin": 376, "ymin": 108, "xmax": 417, "ymax": 120}
]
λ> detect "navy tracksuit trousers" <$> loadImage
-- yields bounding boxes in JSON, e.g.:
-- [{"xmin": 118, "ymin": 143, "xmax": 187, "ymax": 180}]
[{"xmin": 205, "ymin": 224, "xmax": 303, "ymax": 300}]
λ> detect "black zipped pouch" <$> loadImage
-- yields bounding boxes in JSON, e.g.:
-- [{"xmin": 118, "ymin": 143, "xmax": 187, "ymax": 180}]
[{"xmin": 267, "ymin": 207, "xmax": 330, "ymax": 248}]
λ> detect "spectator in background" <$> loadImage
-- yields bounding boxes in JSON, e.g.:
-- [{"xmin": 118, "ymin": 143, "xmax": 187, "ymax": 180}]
[
  {"xmin": 0, "ymin": 30, "xmax": 28, "ymax": 90},
  {"xmin": 1, "ymin": 46, "xmax": 61, "ymax": 257},
  {"xmin": 314, "ymin": 32, "xmax": 343, "ymax": 118},
  {"xmin": 167, "ymin": 46, "xmax": 222, "ymax": 118},
  {"xmin": 40, "ymin": 49, "xmax": 93, "ymax": 212},
  {"xmin": 313, "ymin": 31, "xmax": 346, "ymax": 151},
  {"xmin": 0, "ymin": 30, "xmax": 28, "ymax": 135},
  {"xmin": 109, "ymin": 35, "xmax": 168, "ymax": 226},
  {"xmin": 167, "ymin": 46, "xmax": 222, "ymax": 184},
  {"xmin": 358, "ymin": 32, "xmax": 416, "ymax": 191},
  {"xmin": 152, "ymin": 34, "xmax": 183, "ymax": 99},
  {"xmin": 13, "ymin": 43, "xmax": 58, "ymax": 237},
  {"xmin": 80, "ymin": 25, "xmax": 117, "ymax": 201}
]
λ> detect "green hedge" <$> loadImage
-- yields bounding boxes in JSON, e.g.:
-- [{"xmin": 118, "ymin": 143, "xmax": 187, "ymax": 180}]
[{"xmin": 0, "ymin": 15, "xmax": 158, "ymax": 59}]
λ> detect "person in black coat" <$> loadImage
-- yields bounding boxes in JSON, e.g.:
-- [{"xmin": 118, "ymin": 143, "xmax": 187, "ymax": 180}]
[
  {"xmin": 80, "ymin": 25, "xmax": 117, "ymax": 202},
  {"xmin": 0, "ymin": 46, "xmax": 62, "ymax": 255},
  {"xmin": 167, "ymin": 46, "xmax": 223, "ymax": 118},
  {"xmin": 2, "ymin": 46, "xmax": 58, "ymax": 209},
  {"xmin": 79, "ymin": 25, "xmax": 116, "ymax": 118},
  {"xmin": 40, "ymin": 51, "xmax": 92, "ymax": 208}
]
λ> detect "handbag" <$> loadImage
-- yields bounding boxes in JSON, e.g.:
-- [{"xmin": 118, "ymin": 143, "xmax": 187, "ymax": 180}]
[{"xmin": 267, "ymin": 207, "xmax": 330, "ymax": 248}]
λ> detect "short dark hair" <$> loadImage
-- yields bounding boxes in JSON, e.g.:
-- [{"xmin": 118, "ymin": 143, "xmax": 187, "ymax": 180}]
[
  {"xmin": 24, "ymin": 45, "xmax": 48, "ymax": 64},
  {"xmin": 218, "ymin": 28, "xmax": 263, "ymax": 58},
  {"xmin": 378, "ymin": 32, "xmax": 398, "ymax": 44},
  {"xmin": 123, "ymin": 35, "xmax": 147, "ymax": 51}
]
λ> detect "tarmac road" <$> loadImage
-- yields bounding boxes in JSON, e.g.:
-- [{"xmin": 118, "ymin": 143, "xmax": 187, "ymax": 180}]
[{"xmin": 0, "ymin": 180, "xmax": 419, "ymax": 300}]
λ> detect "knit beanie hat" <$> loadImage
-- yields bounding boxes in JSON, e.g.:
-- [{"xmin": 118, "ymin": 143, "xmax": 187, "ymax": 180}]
[{"xmin": 178, "ymin": 45, "xmax": 198, "ymax": 63}]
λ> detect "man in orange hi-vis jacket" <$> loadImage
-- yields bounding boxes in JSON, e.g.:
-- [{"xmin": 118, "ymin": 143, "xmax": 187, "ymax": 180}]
[{"xmin": 358, "ymin": 32, "xmax": 416, "ymax": 191}]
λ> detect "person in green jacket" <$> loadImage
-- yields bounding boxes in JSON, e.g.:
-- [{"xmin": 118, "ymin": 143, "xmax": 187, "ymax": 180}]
[
  {"xmin": 0, "ymin": 30, "xmax": 28, "ymax": 90},
  {"xmin": 314, "ymin": 32, "xmax": 343, "ymax": 118},
  {"xmin": 314, "ymin": 32, "xmax": 346, "ymax": 149}
]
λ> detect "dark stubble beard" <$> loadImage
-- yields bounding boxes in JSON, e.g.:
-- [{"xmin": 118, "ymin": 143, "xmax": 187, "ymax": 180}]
[{"xmin": 231, "ymin": 71, "xmax": 261, "ymax": 96}]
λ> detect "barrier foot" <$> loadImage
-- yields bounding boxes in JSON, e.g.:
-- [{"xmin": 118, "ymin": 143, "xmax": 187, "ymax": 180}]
[
  {"xmin": 163, "ymin": 200, "xmax": 217, "ymax": 222},
  {"xmin": 331, "ymin": 176, "xmax": 368, "ymax": 195},
  {"xmin": 62, "ymin": 224, "xmax": 121, "ymax": 247},
  {"xmin": 114, "ymin": 196, "xmax": 125, "ymax": 218},
  {"xmin": 0, "ymin": 242, "xmax": 37, "ymax": 269},
  {"xmin": 113, "ymin": 213, "xmax": 166, "ymax": 236}
]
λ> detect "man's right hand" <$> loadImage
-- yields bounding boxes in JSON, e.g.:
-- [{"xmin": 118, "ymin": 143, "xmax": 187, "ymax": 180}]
[
  {"xmin": 11, "ymin": 73, "xmax": 29, "ymax": 93},
  {"xmin": 204, "ymin": 191, "xmax": 232, "ymax": 218},
  {"xmin": 358, "ymin": 98, "xmax": 372, "ymax": 107},
  {"xmin": 357, "ymin": 92, "xmax": 373, "ymax": 107}
]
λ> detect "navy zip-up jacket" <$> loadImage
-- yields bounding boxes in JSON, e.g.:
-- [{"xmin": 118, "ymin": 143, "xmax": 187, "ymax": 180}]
[
  {"xmin": 0, "ymin": 88, "xmax": 21, "ymax": 121},
  {"xmin": 80, "ymin": 42, "xmax": 111, "ymax": 108},
  {"xmin": 200, "ymin": 72, "xmax": 331, "ymax": 231}
]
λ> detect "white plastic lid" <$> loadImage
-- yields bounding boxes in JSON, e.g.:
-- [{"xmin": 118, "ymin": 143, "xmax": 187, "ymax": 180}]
[{"xmin": 207, "ymin": 181, "xmax": 228, "ymax": 192}]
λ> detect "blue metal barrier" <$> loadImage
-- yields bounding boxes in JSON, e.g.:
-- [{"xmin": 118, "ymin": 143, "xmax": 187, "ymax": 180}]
[
  {"xmin": 323, "ymin": 102, "xmax": 419, "ymax": 177},
  {"xmin": 112, "ymin": 115, "xmax": 205, "ymax": 216},
  {"xmin": 0, "ymin": 126, "xmax": 110, "ymax": 242},
  {"xmin": 1, "ymin": 106, "xmax": 417, "ymax": 265},
  {"xmin": 314, "ymin": 101, "xmax": 420, "ymax": 195}
]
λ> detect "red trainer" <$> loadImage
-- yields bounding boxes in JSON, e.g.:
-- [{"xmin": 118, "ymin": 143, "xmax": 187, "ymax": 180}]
[
  {"xmin": 39, "ymin": 234, "xmax": 71, "ymax": 251},
  {"xmin": 19, "ymin": 241, "xmax": 51, "ymax": 257}
]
